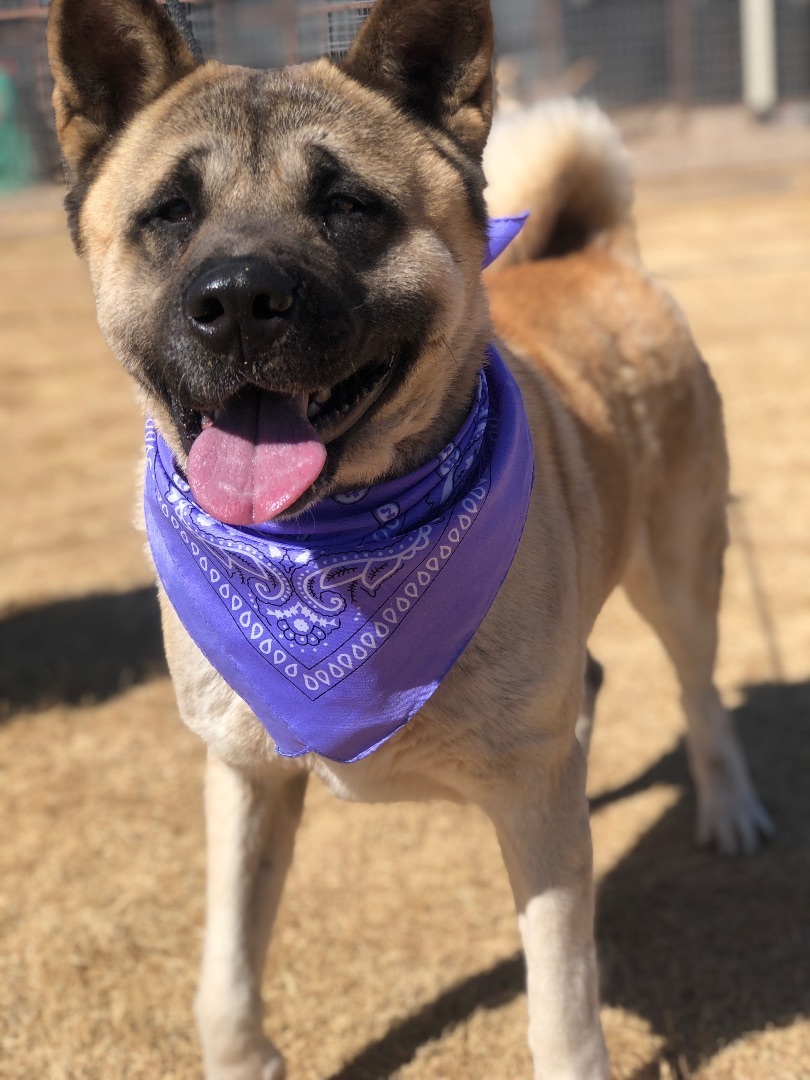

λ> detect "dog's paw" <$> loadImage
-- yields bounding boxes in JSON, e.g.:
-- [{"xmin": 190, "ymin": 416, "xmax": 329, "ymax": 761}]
[
  {"xmin": 695, "ymin": 772, "xmax": 774, "ymax": 856},
  {"xmin": 257, "ymin": 1050, "xmax": 286, "ymax": 1080},
  {"xmin": 262, "ymin": 1056, "xmax": 286, "ymax": 1080},
  {"xmin": 203, "ymin": 1041, "xmax": 286, "ymax": 1080}
]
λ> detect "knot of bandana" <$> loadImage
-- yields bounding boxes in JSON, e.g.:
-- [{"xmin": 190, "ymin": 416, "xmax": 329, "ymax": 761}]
[{"xmin": 143, "ymin": 217, "xmax": 533, "ymax": 763}]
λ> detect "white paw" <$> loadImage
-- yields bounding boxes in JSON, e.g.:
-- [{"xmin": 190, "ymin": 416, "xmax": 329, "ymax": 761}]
[
  {"xmin": 258, "ymin": 1049, "xmax": 286, "ymax": 1080},
  {"xmin": 695, "ymin": 769, "xmax": 774, "ymax": 856},
  {"xmin": 202, "ymin": 1040, "xmax": 285, "ymax": 1080}
]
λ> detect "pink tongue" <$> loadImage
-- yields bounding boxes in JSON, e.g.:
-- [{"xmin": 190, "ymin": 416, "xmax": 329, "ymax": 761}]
[{"xmin": 187, "ymin": 387, "xmax": 327, "ymax": 525}]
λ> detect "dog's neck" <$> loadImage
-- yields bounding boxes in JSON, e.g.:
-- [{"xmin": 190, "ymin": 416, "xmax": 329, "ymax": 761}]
[{"xmin": 143, "ymin": 340, "xmax": 534, "ymax": 762}]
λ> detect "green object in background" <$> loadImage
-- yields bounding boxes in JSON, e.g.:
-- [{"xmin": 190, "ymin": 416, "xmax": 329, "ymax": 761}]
[{"xmin": 0, "ymin": 67, "xmax": 32, "ymax": 193}]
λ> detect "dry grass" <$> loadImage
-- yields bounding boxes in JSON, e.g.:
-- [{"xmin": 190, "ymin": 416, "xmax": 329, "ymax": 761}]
[{"xmin": 1, "ymin": 151, "xmax": 809, "ymax": 1079}]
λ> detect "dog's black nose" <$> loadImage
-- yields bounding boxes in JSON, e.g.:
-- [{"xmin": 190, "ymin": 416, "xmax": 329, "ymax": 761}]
[{"xmin": 183, "ymin": 257, "xmax": 295, "ymax": 354}]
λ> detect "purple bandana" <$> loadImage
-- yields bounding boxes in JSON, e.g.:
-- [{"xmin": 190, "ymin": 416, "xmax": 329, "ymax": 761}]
[{"xmin": 144, "ymin": 216, "xmax": 533, "ymax": 763}]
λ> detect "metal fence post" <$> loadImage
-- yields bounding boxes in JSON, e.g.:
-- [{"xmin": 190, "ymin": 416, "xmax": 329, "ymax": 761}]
[{"xmin": 741, "ymin": 0, "xmax": 777, "ymax": 117}]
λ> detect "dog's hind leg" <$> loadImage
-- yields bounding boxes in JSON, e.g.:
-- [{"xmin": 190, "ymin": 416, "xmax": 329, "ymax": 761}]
[
  {"xmin": 483, "ymin": 730, "xmax": 610, "ymax": 1080},
  {"xmin": 195, "ymin": 752, "xmax": 308, "ymax": 1080},
  {"xmin": 622, "ymin": 494, "xmax": 773, "ymax": 855}
]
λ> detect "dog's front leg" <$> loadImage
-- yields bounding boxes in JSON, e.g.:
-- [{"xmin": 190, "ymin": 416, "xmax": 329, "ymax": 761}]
[
  {"xmin": 485, "ymin": 736, "xmax": 608, "ymax": 1080},
  {"xmin": 195, "ymin": 752, "xmax": 307, "ymax": 1080}
]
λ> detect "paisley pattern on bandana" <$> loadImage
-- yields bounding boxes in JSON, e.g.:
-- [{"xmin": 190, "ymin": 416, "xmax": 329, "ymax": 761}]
[
  {"xmin": 149, "ymin": 371, "xmax": 489, "ymax": 686},
  {"xmin": 143, "ymin": 218, "xmax": 534, "ymax": 764}
]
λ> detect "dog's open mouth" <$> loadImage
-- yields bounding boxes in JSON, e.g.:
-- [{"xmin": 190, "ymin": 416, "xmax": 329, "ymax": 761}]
[{"xmin": 183, "ymin": 355, "xmax": 394, "ymax": 526}]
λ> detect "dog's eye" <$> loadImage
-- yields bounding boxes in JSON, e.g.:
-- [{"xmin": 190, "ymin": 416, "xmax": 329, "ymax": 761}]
[
  {"xmin": 327, "ymin": 194, "xmax": 362, "ymax": 216},
  {"xmin": 155, "ymin": 197, "xmax": 194, "ymax": 224}
]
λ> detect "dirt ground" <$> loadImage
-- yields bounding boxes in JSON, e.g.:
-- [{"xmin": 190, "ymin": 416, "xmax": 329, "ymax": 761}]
[{"xmin": 2, "ymin": 122, "xmax": 810, "ymax": 1079}]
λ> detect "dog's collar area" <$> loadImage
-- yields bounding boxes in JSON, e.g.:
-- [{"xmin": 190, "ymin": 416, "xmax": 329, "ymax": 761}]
[{"xmin": 144, "ymin": 343, "xmax": 534, "ymax": 763}]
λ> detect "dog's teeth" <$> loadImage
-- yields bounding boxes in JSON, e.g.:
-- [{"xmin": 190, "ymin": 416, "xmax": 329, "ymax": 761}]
[
  {"xmin": 307, "ymin": 401, "xmax": 321, "ymax": 419},
  {"xmin": 313, "ymin": 389, "xmax": 331, "ymax": 404}
]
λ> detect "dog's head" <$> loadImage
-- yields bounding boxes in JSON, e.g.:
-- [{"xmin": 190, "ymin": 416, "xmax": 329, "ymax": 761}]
[{"xmin": 48, "ymin": 0, "xmax": 495, "ymax": 524}]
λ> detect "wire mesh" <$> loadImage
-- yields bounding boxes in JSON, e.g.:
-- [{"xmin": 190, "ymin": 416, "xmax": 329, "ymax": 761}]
[
  {"xmin": 692, "ymin": 1, "xmax": 742, "ymax": 104},
  {"xmin": 493, "ymin": 0, "xmax": 745, "ymax": 107},
  {"xmin": 777, "ymin": 0, "xmax": 810, "ymax": 100},
  {"xmin": 203, "ymin": 0, "xmax": 372, "ymax": 68},
  {"xmin": 1, "ymin": 0, "xmax": 809, "ymax": 185},
  {"xmin": 559, "ymin": 1, "xmax": 671, "ymax": 105}
]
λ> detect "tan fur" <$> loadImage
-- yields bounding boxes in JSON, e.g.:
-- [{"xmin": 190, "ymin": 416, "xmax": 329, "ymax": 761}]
[
  {"xmin": 74, "ymin": 53, "xmax": 491, "ymax": 489},
  {"xmin": 48, "ymin": 2, "xmax": 771, "ymax": 1077}
]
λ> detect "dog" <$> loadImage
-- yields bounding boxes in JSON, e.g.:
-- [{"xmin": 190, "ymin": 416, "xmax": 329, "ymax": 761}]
[{"xmin": 47, "ymin": 1, "xmax": 773, "ymax": 1076}]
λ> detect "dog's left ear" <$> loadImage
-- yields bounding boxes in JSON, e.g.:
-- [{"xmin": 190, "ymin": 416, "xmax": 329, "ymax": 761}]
[
  {"xmin": 341, "ymin": 0, "xmax": 494, "ymax": 158},
  {"xmin": 48, "ymin": 0, "xmax": 198, "ymax": 183}
]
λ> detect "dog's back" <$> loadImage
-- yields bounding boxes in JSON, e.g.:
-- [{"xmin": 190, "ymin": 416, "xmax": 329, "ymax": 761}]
[{"xmin": 484, "ymin": 100, "xmax": 727, "ymax": 597}]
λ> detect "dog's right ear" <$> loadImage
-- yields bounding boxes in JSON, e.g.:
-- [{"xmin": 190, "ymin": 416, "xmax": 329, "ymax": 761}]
[
  {"xmin": 341, "ymin": 0, "xmax": 494, "ymax": 158},
  {"xmin": 48, "ymin": 0, "xmax": 198, "ymax": 182}
]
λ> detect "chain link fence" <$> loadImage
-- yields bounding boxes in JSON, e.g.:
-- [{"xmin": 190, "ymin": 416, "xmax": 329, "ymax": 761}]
[{"xmin": 1, "ymin": 0, "xmax": 809, "ymax": 185}]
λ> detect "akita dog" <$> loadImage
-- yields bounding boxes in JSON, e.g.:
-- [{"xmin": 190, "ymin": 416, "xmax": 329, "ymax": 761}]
[{"xmin": 48, "ymin": 1, "xmax": 771, "ymax": 1076}]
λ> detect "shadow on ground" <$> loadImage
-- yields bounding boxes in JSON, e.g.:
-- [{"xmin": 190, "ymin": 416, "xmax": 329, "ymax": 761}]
[
  {"xmin": 597, "ymin": 679, "xmax": 810, "ymax": 1076},
  {"xmin": 328, "ymin": 955, "xmax": 525, "ymax": 1080},
  {"xmin": 328, "ymin": 680, "xmax": 810, "ymax": 1080},
  {"xmin": 3, "ymin": 585, "xmax": 806, "ymax": 1077},
  {"xmin": 0, "ymin": 587, "xmax": 167, "ymax": 717}
]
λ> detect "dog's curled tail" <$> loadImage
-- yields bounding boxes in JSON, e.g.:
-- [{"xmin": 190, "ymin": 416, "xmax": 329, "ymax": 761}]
[{"xmin": 483, "ymin": 98, "xmax": 636, "ymax": 267}]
